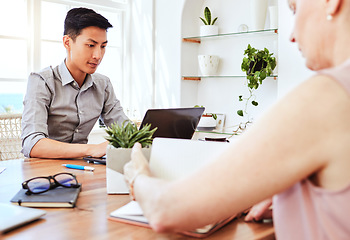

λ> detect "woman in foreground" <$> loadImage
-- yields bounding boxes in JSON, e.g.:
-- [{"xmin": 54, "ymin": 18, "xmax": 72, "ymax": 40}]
[{"xmin": 124, "ymin": 0, "xmax": 350, "ymax": 238}]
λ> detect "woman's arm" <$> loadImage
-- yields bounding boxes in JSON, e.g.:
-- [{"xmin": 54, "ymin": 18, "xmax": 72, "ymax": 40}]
[{"xmin": 125, "ymin": 75, "xmax": 350, "ymax": 233}]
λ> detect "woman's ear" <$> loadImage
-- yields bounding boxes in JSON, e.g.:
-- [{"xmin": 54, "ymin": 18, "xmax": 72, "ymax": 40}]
[
  {"xmin": 326, "ymin": 0, "xmax": 342, "ymax": 16},
  {"xmin": 63, "ymin": 35, "xmax": 71, "ymax": 50}
]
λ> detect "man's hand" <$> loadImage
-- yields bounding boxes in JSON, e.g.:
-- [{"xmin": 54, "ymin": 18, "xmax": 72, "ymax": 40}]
[{"xmin": 88, "ymin": 141, "xmax": 109, "ymax": 157}]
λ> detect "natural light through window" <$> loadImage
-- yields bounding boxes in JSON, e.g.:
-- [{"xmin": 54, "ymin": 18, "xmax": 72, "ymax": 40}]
[{"xmin": 0, "ymin": 0, "xmax": 128, "ymax": 115}]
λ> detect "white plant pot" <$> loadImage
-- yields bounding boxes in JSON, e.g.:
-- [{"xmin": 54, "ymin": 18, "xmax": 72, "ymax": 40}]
[
  {"xmin": 251, "ymin": 0, "xmax": 268, "ymax": 31},
  {"xmin": 106, "ymin": 145, "xmax": 151, "ymax": 194},
  {"xmin": 200, "ymin": 25, "xmax": 218, "ymax": 36},
  {"xmin": 198, "ymin": 55, "xmax": 220, "ymax": 76},
  {"xmin": 197, "ymin": 115, "xmax": 217, "ymax": 131}
]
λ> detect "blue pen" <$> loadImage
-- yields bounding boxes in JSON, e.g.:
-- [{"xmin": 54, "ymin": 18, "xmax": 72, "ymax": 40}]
[{"xmin": 62, "ymin": 164, "xmax": 95, "ymax": 171}]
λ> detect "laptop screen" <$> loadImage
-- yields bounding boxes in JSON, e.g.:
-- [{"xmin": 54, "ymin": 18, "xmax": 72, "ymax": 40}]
[{"xmin": 140, "ymin": 107, "xmax": 205, "ymax": 139}]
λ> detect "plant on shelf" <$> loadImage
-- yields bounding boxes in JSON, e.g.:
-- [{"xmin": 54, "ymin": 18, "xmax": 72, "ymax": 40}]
[
  {"xmin": 199, "ymin": 7, "xmax": 218, "ymax": 36},
  {"xmin": 200, "ymin": 7, "xmax": 218, "ymax": 26},
  {"xmin": 195, "ymin": 105, "xmax": 218, "ymax": 131},
  {"xmin": 236, "ymin": 44, "xmax": 276, "ymax": 127},
  {"xmin": 105, "ymin": 121, "xmax": 157, "ymax": 148},
  {"xmin": 194, "ymin": 105, "xmax": 217, "ymax": 120}
]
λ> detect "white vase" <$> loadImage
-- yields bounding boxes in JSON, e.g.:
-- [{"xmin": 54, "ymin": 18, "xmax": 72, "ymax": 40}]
[
  {"xmin": 269, "ymin": 6, "xmax": 278, "ymax": 29},
  {"xmin": 198, "ymin": 55, "xmax": 220, "ymax": 76},
  {"xmin": 200, "ymin": 25, "xmax": 218, "ymax": 36},
  {"xmin": 251, "ymin": 0, "xmax": 268, "ymax": 31},
  {"xmin": 106, "ymin": 145, "xmax": 151, "ymax": 194}
]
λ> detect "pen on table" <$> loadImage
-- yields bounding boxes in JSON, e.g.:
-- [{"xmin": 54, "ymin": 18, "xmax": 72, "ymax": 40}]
[{"xmin": 62, "ymin": 164, "xmax": 95, "ymax": 171}]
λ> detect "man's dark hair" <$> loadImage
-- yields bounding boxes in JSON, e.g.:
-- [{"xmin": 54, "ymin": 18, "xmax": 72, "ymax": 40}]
[{"xmin": 64, "ymin": 7, "xmax": 113, "ymax": 40}]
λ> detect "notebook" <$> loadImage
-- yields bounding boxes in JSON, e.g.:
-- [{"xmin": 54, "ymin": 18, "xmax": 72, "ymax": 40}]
[
  {"xmin": 110, "ymin": 201, "xmax": 236, "ymax": 238},
  {"xmin": 0, "ymin": 203, "xmax": 46, "ymax": 233},
  {"xmin": 109, "ymin": 138, "xmax": 234, "ymax": 237},
  {"xmin": 10, "ymin": 186, "xmax": 81, "ymax": 208}
]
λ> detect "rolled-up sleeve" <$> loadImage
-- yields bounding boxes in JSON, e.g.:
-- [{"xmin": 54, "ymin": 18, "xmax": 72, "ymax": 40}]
[{"xmin": 21, "ymin": 73, "xmax": 51, "ymax": 157}]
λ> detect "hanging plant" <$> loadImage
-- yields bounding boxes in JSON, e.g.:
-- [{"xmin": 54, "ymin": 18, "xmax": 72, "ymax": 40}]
[{"xmin": 238, "ymin": 44, "xmax": 276, "ymax": 117}]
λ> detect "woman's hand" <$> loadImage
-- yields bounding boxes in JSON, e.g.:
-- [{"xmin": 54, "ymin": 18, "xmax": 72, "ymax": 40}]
[
  {"xmin": 124, "ymin": 143, "xmax": 152, "ymax": 187},
  {"xmin": 244, "ymin": 198, "xmax": 273, "ymax": 222}
]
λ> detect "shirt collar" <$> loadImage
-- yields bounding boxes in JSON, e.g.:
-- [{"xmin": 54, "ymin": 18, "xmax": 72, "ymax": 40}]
[
  {"xmin": 59, "ymin": 60, "xmax": 95, "ymax": 90},
  {"xmin": 59, "ymin": 61, "xmax": 74, "ymax": 86}
]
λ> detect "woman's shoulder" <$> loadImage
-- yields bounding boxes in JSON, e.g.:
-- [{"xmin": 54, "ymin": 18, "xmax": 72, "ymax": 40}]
[{"xmin": 317, "ymin": 58, "xmax": 350, "ymax": 96}]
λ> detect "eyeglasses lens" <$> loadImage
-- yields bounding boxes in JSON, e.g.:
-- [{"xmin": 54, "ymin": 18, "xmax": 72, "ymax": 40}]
[
  {"xmin": 27, "ymin": 177, "xmax": 51, "ymax": 194},
  {"xmin": 55, "ymin": 173, "xmax": 77, "ymax": 187}
]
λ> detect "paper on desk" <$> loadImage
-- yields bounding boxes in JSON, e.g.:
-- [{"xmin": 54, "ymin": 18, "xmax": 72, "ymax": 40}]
[
  {"xmin": 110, "ymin": 201, "xmax": 148, "ymax": 223},
  {"xmin": 0, "ymin": 167, "xmax": 6, "ymax": 174},
  {"xmin": 149, "ymin": 138, "xmax": 230, "ymax": 181}
]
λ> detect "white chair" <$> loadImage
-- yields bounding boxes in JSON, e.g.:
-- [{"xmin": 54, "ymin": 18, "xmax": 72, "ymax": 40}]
[{"xmin": 0, "ymin": 113, "xmax": 23, "ymax": 160}]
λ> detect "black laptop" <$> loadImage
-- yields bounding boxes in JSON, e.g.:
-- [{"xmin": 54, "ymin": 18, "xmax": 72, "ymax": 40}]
[
  {"xmin": 84, "ymin": 107, "xmax": 205, "ymax": 164},
  {"xmin": 140, "ymin": 107, "xmax": 204, "ymax": 139}
]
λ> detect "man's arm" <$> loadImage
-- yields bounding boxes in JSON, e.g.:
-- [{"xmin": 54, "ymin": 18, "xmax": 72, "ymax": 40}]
[
  {"xmin": 22, "ymin": 69, "xmax": 110, "ymax": 159},
  {"xmin": 30, "ymin": 138, "xmax": 108, "ymax": 159}
]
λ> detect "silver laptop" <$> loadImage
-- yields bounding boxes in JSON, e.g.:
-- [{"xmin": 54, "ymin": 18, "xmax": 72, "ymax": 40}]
[{"xmin": 0, "ymin": 203, "xmax": 46, "ymax": 233}]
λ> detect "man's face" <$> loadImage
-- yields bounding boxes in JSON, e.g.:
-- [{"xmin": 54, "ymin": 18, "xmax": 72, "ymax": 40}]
[{"xmin": 65, "ymin": 26, "xmax": 108, "ymax": 76}]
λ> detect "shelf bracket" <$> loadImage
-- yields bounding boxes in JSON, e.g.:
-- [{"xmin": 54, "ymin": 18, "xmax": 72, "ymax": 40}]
[
  {"xmin": 182, "ymin": 38, "xmax": 201, "ymax": 44},
  {"xmin": 182, "ymin": 77, "xmax": 201, "ymax": 81}
]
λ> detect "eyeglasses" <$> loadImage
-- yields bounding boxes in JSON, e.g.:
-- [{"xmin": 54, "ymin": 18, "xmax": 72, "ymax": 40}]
[{"xmin": 22, "ymin": 172, "xmax": 81, "ymax": 195}]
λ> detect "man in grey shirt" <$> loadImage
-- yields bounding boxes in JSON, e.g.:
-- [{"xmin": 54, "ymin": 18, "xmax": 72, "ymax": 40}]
[{"xmin": 21, "ymin": 8, "xmax": 129, "ymax": 159}]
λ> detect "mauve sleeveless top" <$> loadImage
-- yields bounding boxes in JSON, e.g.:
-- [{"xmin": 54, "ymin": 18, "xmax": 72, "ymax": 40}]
[{"xmin": 273, "ymin": 59, "xmax": 350, "ymax": 240}]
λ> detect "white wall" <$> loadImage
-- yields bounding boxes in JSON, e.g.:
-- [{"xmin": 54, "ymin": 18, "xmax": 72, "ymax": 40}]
[
  {"xmin": 128, "ymin": 0, "xmax": 186, "ymax": 119},
  {"xmin": 181, "ymin": 0, "xmax": 279, "ymax": 128},
  {"xmin": 277, "ymin": 0, "xmax": 312, "ymax": 97},
  {"xmin": 128, "ymin": 0, "xmax": 313, "ymax": 125},
  {"xmin": 128, "ymin": 0, "xmax": 155, "ymax": 120},
  {"xmin": 154, "ymin": 0, "xmax": 186, "ymax": 109}
]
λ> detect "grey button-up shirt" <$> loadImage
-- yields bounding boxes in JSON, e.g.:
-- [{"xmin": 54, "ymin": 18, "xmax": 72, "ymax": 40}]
[{"xmin": 21, "ymin": 61, "xmax": 129, "ymax": 157}]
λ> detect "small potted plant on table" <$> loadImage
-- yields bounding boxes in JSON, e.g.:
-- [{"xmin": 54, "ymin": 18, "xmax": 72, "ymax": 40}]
[{"xmin": 105, "ymin": 121, "xmax": 157, "ymax": 194}]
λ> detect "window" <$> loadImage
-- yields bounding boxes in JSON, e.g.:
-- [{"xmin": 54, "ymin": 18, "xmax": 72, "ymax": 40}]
[{"xmin": 0, "ymin": 0, "xmax": 128, "ymax": 114}]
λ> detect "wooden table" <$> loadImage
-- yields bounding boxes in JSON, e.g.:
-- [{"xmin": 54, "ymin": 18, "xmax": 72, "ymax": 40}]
[{"xmin": 0, "ymin": 159, "xmax": 274, "ymax": 240}]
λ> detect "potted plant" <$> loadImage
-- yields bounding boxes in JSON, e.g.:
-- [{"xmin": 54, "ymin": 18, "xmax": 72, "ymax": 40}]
[
  {"xmin": 199, "ymin": 7, "xmax": 218, "ymax": 36},
  {"xmin": 195, "ymin": 105, "xmax": 218, "ymax": 130},
  {"xmin": 236, "ymin": 44, "xmax": 276, "ymax": 127},
  {"xmin": 105, "ymin": 121, "xmax": 157, "ymax": 194}
]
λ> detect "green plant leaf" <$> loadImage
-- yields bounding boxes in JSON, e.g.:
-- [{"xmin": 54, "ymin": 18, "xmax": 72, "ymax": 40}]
[
  {"xmin": 204, "ymin": 7, "xmax": 211, "ymax": 26},
  {"xmin": 199, "ymin": 17, "xmax": 208, "ymax": 25},
  {"xmin": 105, "ymin": 121, "xmax": 157, "ymax": 148},
  {"xmin": 211, "ymin": 17, "xmax": 218, "ymax": 25},
  {"xmin": 237, "ymin": 44, "xmax": 277, "ymax": 122}
]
